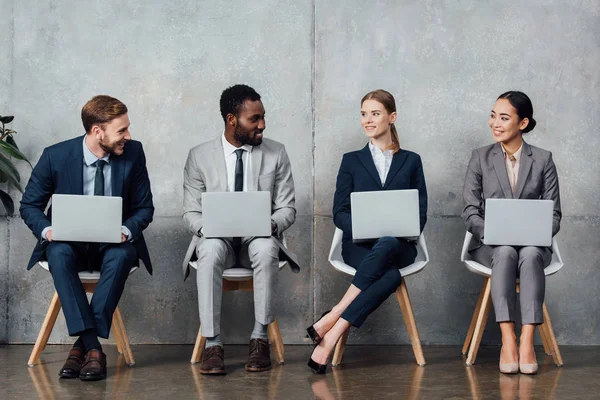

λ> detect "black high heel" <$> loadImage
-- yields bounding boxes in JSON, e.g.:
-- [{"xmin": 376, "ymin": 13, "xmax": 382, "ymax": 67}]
[
  {"xmin": 307, "ymin": 357, "xmax": 328, "ymax": 374},
  {"xmin": 306, "ymin": 310, "xmax": 331, "ymax": 345}
]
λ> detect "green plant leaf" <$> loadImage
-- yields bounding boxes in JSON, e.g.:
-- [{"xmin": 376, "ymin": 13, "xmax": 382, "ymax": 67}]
[
  {"xmin": 0, "ymin": 115, "xmax": 14, "ymax": 123},
  {"xmin": 6, "ymin": 135, "xmax": 18, "ymax": 149},
  {"xmin": 0, "ymin": 139, "xmax": 32, "ymax": 167},
  {"xmin": 0, "ymin": 188, "xmax": 15, "ymax": 215},
  {"xmin": 0, "ymin": 169, "xmax": 7, "ymax": 183},
  {"xmin": 0, "ymin": 152, "xmax": 23, "ymax": 192}
]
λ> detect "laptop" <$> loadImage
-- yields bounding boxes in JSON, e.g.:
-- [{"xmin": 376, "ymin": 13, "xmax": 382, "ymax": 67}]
[
  {"xmin": 483, "ymin": 199, "xmax": 553, "ymax": 246},
  {"xmin": 51, "ymin": 194, "xmax": 122, "ymax": 243},
  {"xmin": 202, "ymin": 191, "xmax": 271, "ymax": 238},
  {"xmin": 351, "ymin": 189, "xmax": 420, "ymax": 241}
]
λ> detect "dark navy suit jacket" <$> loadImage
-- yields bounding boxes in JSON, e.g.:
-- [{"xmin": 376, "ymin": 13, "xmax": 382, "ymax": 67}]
[
  {"xmin": 19, "ymin": 135, "xmax": 155, "ymax": 273},
  {"xmin": 333, "ymin": 144, "xmax": 428, "ymax": 257}
]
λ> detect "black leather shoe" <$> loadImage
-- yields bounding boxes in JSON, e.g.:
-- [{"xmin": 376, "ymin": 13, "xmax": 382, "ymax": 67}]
[
  {"xmin": 79, "ymin": 349, "xmax": 107, "ymax": 381},
  {"xmin": 59, "ymin": 347, "xmax": 85, "ymax": 379},
  {"xmin": 307, "ymin": 357, "xmax": 328, "ymax": 374},
  {"xmin": 200, "ymin": 346, "xmax": 226, "ymax": 375},
  {"xmin": 245, "ymin": 339, "xmax": 272, "ymax": 372},
  {"xmin": 306, "ymin": 310, "xmax": 331, "ymax": 345}
]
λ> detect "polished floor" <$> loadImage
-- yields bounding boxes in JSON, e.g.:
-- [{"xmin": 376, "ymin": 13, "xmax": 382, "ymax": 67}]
[{"xmin": 1, "ymin": 344, "xmax": 599, "ymax": 399}]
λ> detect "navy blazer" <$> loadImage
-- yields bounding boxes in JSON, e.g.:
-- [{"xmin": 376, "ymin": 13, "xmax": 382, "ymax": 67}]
[
  {"xmin": 19, "ymin": 135, "xmax": 155, "ymax": 273},
  {"xmin": 333, "ymin": 144, "xmax": 428, "ymax": 245}
]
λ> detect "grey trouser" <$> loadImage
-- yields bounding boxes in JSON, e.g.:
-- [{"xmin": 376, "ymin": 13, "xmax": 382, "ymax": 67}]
[
  {"xmin": 195, "ymin": 236, "xmax": 279, "ymax": 337},
  {"xmin": 469, "ymin": 245, "xmax": 552, "ymax": 325}
]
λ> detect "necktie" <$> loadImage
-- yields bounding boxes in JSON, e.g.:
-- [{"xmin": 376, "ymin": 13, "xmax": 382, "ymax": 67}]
[
  {"xmin": 94, "ymin": 159, "xmax": 107, "ymax": 196},
  {"xmin": 233, "ymin": 149, "xmax": 245, "ymax": 252}
]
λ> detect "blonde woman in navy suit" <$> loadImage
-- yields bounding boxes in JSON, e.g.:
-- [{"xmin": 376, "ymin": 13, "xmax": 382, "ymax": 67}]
[
  {"xmin": 307, "ymin": 89, "xmax": 428, "ymax": 374},
  {"xmin": 462, "ymin": 91, "xmax": 561, "ymax": 374}
]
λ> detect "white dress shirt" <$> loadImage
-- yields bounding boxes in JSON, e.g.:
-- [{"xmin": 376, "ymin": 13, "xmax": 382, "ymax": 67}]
[
  {"xmin": 222, "ymin": 133, "xmax": 254, "ymax": 192},
  {"xmin": 369, "ymin": 142, "xmax": 394, "ymax": 185}
]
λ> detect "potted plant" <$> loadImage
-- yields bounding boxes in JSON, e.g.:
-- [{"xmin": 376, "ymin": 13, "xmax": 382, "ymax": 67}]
[{"xmin": 0, "ymin": 115, "xmax": 32, "ymax": 215}]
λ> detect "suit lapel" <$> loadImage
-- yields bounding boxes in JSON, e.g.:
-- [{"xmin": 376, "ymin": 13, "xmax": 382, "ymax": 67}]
[
  {"xmin": 111, "ymin": 154, "xmax": 124, "ymax": 197},
  {"xmin": 212, "ymin": 138, "xmax": 228, "ymax": 191},
  {"xmin": 514, "ymin": 141, "xmax": 533, "ymax": 199},
  {"xmin": 67, "ymin": 136, "xmax": 84, "ymax": 195},
  {"xmin": 251, "ymin": 145, "xmax": 262, "ymax": 191},
  {"xmin": 491, "ymin": 143, "xmax": 513, "ymax": 198},
  {"xmin": 383, "ymin": 150, "xmax": 409, "ymax": 189},
  {"xmin": 357, "ymin": 144, "xmax": 382, "ymax": 188}
]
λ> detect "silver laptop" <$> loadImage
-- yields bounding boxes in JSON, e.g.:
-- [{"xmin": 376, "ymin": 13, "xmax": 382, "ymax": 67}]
[
  {"xmin": 51, "ymin": 194, "xmax": 122, "ymax": 243},
  {"xmin": 483, "ymin": 199, "xmax": 553, "ymax": 246},
  {"xmin": 202, "ymin": 191, "xmax": 271, "ymax": 238},
  {"xmin": 351, "ymin": 189, "xmax": 420, "ymax": 241}
]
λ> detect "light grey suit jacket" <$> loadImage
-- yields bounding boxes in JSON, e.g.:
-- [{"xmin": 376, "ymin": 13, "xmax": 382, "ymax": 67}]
[
  {"xmin": 181, "ymin": 135, "xmax": 297, "ymax": 278},
  {"xmin": 462, "ymin": 141, "xmax": 561, "ymax": 251}
]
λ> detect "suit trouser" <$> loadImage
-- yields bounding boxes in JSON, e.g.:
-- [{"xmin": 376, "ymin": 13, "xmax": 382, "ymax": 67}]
[
  {"xmin": 469, "ymin": 245, "xmax": 552, "ymax": 325},
  {"xmin": 195, "ymin": 236, "xmax": 279, "ymax": 337},
  {"xmin": 340, "ymin": 236, "xmax": 417, "ymax": 328},
  {"xmin": 45, "ymin": 241, "xmax": 137, "ymax": 338}
]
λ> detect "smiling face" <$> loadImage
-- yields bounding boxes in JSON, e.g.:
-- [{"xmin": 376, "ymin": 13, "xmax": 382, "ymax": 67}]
[
  {"xmin": 489, "ymin": 99, "xmax": 529, "ymax": 144},
  {"xmin": 230, "ymin": 99, "xmax": 265, "ymax": 146},
  {"xmin": 360, "ymin": 99, "xmax": 396, "ymax": 140},
  {"xmin": 92, "ymin": 113, "xmax": 131, "ymax": 156}
]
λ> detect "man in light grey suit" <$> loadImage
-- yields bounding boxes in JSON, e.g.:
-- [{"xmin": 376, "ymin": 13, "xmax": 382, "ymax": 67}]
[{"xmin": 182, "ymin": 84, "xmax": 296, "ymax": 375}]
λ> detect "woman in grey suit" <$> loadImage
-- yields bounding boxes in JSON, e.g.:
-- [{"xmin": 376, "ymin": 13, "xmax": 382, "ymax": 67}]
[{"xmin": 462, "ymin": 91, "xmax": 561, "ymax": 375}]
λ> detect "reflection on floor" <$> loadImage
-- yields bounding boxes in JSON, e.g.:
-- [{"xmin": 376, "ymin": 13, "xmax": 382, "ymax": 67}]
[{"xmin": 2, "ymin": 345, "xmax": 599, "ymax": 399}]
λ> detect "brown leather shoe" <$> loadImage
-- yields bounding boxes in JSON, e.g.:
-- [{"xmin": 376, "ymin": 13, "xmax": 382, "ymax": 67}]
[
  {"xmin": 200, "ymin": 346, "xmax": 226, "ymax": 375},
  {"xmin": 58, "ymin": 347, "xmax": 85, "ymax": 379},
  {"xmin": 245, "ymin": 338, "xmax": 272, "ymax": 372},
  {"xmin": 79, "ymin": 349, "xmax": 107, "ymax": 381}
]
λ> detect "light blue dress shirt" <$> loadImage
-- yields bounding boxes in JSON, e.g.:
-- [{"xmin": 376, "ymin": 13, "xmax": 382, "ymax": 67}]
[{"xmin": 41, "ymin": 136, "xmax": 131, "ymax": 241}]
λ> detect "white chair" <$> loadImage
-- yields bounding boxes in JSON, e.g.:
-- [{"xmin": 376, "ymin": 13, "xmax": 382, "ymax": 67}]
[
  {"xmin": 28, "ymin": 261, "xmax": 137, "ymax": 367},
  {"xmin": 327, "ymin": 228, "xmax": 429, "ymax": 366},
  {"xmin": 188, "ymin": 238, "xmax": 289, "ymax": 365},
  {"xmin": 460, "ymin": 231, "xmax": 564, "ymax": 366}
]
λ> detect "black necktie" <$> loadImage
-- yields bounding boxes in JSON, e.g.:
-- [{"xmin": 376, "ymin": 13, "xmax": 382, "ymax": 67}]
[
  {"xmin": 233, "ymin": 149, "xmax": 245, "ymax": 252},
  {"xmin": 94, "ymin": 159, "xmax": 107, "ymax": 196}
]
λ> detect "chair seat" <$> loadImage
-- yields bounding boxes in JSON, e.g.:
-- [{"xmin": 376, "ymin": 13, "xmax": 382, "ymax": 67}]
[
  {"xmin": 460, "ymin": 231, "xmax": 564, "ymax": 278},
  {"xmin": 328, "ymin": 228, "xmax": 430, "ymax": 278},
  {"xmin": 37, "ymin": 261, "xmax": 139, "ymax": 283}
]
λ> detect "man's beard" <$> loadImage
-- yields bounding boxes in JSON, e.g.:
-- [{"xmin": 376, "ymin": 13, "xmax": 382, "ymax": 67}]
[
  {"xmin": 99, "ymin": 138, "xmax": 123, "ymax": 155},
  {"xmin": 234, "ymin": 127, "xmax": 262, "ymax": 146}
]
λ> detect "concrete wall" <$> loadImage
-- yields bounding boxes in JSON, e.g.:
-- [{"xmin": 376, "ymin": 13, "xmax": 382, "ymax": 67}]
[{"xmin": 0, "ymin": 0, "xmax": 598, "ymax": 345}]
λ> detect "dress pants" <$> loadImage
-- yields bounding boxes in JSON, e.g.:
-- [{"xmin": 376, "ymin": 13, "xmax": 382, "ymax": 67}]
[
  {"xmin": 340, "ymin": 236, "xmax": 417, "ymax": 328},
  {"xmin": 469, "ymin": 244, "xmax": 552, "ymax": 325},
  {"xmin": 45, "ymin": 241, "xmax": 137, "ymax": 338},
  {"xmin": 195, "ymin": 236, "xmax": 279, "ymax": 337}
]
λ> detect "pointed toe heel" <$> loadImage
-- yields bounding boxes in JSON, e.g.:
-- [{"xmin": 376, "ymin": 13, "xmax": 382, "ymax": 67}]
[
  {"xmin": 306, "ymin": 310, "xmax": 331, "ymax": 346},
  {"xmin": 519, "ymin": 362, "xmax": 538, "ymax": 375},
  {"xmin": 499, "ymin": 362, "xmax": 519, "ymax": 374},
  {"xmin": 307, "ymin": 358, "xmax": 328, "ymax": 374}
]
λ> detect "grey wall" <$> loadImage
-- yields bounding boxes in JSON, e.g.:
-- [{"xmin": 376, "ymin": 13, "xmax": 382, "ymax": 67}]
[{"xmin": 0, "ymin": 0, "xmax": 598, "ymax": 346}]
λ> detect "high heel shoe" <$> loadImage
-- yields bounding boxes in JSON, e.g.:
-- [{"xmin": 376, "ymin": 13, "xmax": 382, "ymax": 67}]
[
  {"xmin": 519, "ymin": 362, "xmax": 538, "ymax": 375},
  {"xmin": 499, "ymin": 346, "xmax": 519, "ymax": 374},
  {"xmin": 306, "ymin": 310, "xmax": 331, "ymax": 345},
  {"xmin": 307, "ymin": 357, "xmax": 328, "ymax": 374}
]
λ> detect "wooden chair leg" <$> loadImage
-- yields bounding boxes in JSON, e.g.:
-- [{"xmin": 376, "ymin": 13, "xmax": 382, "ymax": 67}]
[
  {"xmin": 538, "ymin": 320, "xmax": 552, "ymax": 355},
  {"xmin": 112, "ymin": 307, "xmax": 135, "ymax": 367},
  {"xmin": 331, "ymin": 327, "xmax": 350, "ymax": 367},
  {"xmin": 463, "ymin": 280, "xmax": 488, "ymax": 355},
  {"xmin": 466, "ymin": 277, "xmax": 492, "ymax": 366},
  {"xmin": 112, "ymin": 313, "xmax": 125, "ymax": 355},
  {"xmin": 191, "ymin": 327, "xmax": 206, "ymax": 364},
  {"xmin": 542, "ymin": 302, "xmax": 563, "ymax": 367},
  {"xmin": 267, "ymin": 318, "xmax": 285, "ymax": 365},
  {"xmin": 396, "ymin": 280, "xmax": 426, "ymax": 366},
  {"xmin": 28, "ymin": 292, "xmax": 62, "ymax": 367}
]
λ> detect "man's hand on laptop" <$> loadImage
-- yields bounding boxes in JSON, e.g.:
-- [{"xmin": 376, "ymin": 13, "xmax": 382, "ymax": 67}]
[
  {"xmin": 45, "ymin": 230, "xmax": 53, "ymax": 242},
  {"xmin": 121, "ymin": 234, "xmax": 127, "ymax": 243}
]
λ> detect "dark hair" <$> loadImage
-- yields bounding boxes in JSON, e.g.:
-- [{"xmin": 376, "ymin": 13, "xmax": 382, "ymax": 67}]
[
  {"xmin": 81, "ymin": 95, "xmax": 128, "ymax": 133},
  {"xmin": 219, "ymin": 84, "xmax": 261, "ymax": 122},
  {"xmin": 361, "ymin": 89, "xmax": 400, "ymax": 154},
  {"xmin": 497, "ymin": 91, "xmax": 537, "ymax": 133}
]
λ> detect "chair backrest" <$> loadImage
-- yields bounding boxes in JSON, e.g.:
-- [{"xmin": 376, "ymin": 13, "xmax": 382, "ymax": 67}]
[
  {"xmin": 328, "ymin": 227, "xmax": 429, "ymax": 278},
  {"xmin": 460, "ymin": 231, "xmax": 564, "ymax": 277},
  {"xmin": 37, "ymin": 261, "xmax": 138, "ymax": 283}
]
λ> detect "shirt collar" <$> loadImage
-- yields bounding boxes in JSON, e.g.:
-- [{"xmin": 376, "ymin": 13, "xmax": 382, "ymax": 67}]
[
  {"xmin": 221, "ymin": 132, "xmax": 253, "ymax": 156},
  {"xmin": 83, "ymin": 135, "xmax": 110, "ymax": 167},
  {"xmin": 368, "ymin": 141, "xmax": 393, "ymax": 157},
  {"xmin": 501, "ymin": 142, "xmax": 523, "ymax": 161}
]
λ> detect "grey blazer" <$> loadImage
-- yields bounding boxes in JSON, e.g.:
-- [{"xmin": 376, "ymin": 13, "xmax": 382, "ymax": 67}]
[
  {"xmin": 462, "ymin": 140, "xmax": 561, "ymax": 251},
  {"xmin": 181, "ymin": 135, "xmax": 297, "ymax": 278}
]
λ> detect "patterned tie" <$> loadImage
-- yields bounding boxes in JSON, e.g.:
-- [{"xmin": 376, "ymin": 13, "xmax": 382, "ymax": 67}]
[
  {"xmin": 233, "ymin": 149, "xmax": 245, "ymax": 252},
  {"xmin": 94, "ymin": 159, "xmax": 107, "ymax": 196}
]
